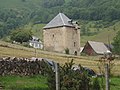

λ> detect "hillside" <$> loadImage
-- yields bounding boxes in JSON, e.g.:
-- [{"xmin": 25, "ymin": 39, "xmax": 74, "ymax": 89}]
[
  {"xmin": 80, "ymin": 21, "xmax": 120, "ymax": 46},
  {"xmin": 0, "ymin": 0, "xmax": 120, "ymax": 39}
]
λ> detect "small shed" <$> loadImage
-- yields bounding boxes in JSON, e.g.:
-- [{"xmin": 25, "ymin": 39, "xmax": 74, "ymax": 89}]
[{"xmin": 81, "ymin": 41, "xmax": 111, "ymax": 55}]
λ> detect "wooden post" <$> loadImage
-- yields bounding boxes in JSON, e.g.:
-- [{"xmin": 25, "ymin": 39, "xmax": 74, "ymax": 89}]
[
  {"xmin": 55, "ymin": 63, "xmax": 60, "ymax": 90},
  {"xmin": 105, "ymin": 64, "xmax": 110, "ymax": 90},
  {"xmin": 35, "ymin": 48, "xmax": 37, "ymax": 58}
]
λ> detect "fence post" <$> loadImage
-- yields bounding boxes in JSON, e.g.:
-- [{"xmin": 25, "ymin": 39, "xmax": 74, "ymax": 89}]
[
  {"xmin": 105, "ymin": 64, "xmax": 110, "ymax": 90},
  {"xmin": 55, "ymin": 63, "xmax": 60, "ymax": 90},
  {"xmin": 35, "ymin": 48, "xmax": 37, "ymax": 58}
]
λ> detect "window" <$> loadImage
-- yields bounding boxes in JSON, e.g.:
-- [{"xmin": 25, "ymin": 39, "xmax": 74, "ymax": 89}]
[
  {"xmin": 53, "ymin": 34, "xmax": 54, "ymax": 38},
  {"xmin": 74, "ymin": 51, "xmax": 77, "ymax": 55},
  {"xmin": 74, "ymin": 42, "xmax": 76, "ymax": 47}
]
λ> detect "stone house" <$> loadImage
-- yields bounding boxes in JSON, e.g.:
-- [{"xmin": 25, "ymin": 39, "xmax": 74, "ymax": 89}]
[{"xmin": 43, "ymin": 13, "xmax": 80, "ymax": 55}]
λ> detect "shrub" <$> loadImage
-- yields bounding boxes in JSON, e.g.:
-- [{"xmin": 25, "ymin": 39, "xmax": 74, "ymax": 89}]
[
  {"xmin": 92, "ymin": 78, "xmax": 100, "ymax": 90},
  {"xmin": 65, "ymin": 48, "xmax": 69, "ymax": 54}
]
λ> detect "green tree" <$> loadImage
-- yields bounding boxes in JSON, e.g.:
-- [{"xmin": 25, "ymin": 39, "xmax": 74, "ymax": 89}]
[
  {"xmin": 112, "ymin": 31, "xmax": 120, "ymax": 56},
  {"xmin": 60, "ymin": 60, "xmax": 90, "ymax": 90},
  {"xmin": 41, "ymin": 0, "xmax": 65, "ymax": 8},
  {"xmin": 92, "ymin": 78, "xmax": 100, "ymax": 90},
  {"xmin": 21, "ymin": 0, "xmax": 26, "ymax": 2},
  {"xmin": 81, "ymin": 25, "xmax": 87, "ymax": 35},
  {"xmin": 10, "ymin": 29, "xmax": 32, "ymax": 44},
  {"xmin": 46, "ymin": 59, "xmax": 92, "ymax": 90},
  {"xmin": 0, "ymin": 23, "xmax": 4, "ymax": 38}
]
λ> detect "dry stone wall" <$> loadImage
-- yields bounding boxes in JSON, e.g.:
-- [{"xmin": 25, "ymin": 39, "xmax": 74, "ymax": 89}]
[{"xmin": 0, "ymin": 57, "xmax": 52, "ymax": 76}]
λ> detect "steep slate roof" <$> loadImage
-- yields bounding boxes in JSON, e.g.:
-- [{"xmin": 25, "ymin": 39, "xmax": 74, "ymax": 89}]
[
  {"xmin": 43, "ymin": 13, "xmax": 74, "ymax": 29},
  {"xmin": 88, "ymin": 41, "xmax": 111, "ymax": 54}
]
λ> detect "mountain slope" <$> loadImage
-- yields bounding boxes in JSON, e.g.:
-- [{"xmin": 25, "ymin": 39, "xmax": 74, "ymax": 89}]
[
  {"xmin": 0, "ymin": 0, "xmax": 120, "ymax": 44},
  {"xmin": 81, "ymin": 21, "xmax": 120, "ymax": 46}
]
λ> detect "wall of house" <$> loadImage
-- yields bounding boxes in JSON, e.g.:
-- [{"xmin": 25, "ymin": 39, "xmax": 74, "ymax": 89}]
[
  {"xmin": 43, "ymin": 26, "xmax": 80, "ymax": 55},
  {"xmin": 64, "ymin": 27, "xmax": 80, "ymax": 55},
  {"xmin": 43, "ymin": 27, "xmax": 65, "ymax": 53},
  {"xmin": 82, "ymin": 43, "xmax": 96, "ymax": 55}
]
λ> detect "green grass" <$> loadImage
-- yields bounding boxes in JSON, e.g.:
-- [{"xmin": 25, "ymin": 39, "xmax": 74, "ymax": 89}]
[
  {"xmin": 98, "ymin": 77, "xmax": 120, "ymax": 90},
  {"xmin": 81, "ymin": 21, "xmax": 120, "ymax": 46},
  {"xmin": 110, "ymin": 77, "xmax": 120, "ymax": 90},
  {"xmin": 0, "ymin": 75, "xmax": 120, "ymax": 90},
  {"xmin": 0, "ymin": 75, "xmax": 48, "ymax": 90}
]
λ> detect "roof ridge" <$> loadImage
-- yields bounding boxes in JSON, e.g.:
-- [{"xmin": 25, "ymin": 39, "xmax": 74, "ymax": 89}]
[
  {"xmin": 59, "ymin": 13, "xmax": 65, "ymax": 25},
  {"xmin": 88, "ymin": 41, "xmax": 104, "ymax": 44}
]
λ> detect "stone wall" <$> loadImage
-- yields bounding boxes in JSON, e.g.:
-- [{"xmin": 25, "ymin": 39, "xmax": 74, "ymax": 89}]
[
  {"xmin": 43, "ymin": 27, "xmax": 65, "ymax": 52},
  {"xmin": 64, "ymin": 27, "xmax": 80, "ymax": 55},
  {"xmin": 0, "ymin": 57, "xmax": 52, "ymax": 76}
]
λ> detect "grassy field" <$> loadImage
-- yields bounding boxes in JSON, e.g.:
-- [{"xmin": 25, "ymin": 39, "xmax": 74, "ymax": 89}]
[
  {"xmin": 110, "ymin": 77, "xmax": 120, "ymax": 90},
  {"xmin": 0, "ymin": 40, "xmax": 120, "ymax": 76},
  {"xmin": 0, "ymin": 75, "xmax": 48, "ymax": 90},
  {"xmin": 97, "ymin": 76, "xmax": 120, "ymax": 90},
  {"xmin": 0, "ymin": 76, "xmax": 120, "ymax": 90}
]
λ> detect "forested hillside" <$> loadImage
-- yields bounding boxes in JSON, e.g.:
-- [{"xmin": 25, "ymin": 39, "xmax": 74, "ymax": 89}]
[{"xmin": 0, "ymin": 0, "xmax": 120, "ymax": 41}]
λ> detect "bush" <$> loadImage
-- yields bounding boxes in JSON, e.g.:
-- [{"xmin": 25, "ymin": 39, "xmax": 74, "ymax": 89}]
[
  {"xmin": 65, "ymin": 48, "xmax": 69, "ymax": 54},
  {"xmin": 47, "ymin": 59, "xmax": 92, "ymax": 90},
  {"xmin": 92, "ymin": 78, "xmax": 100, "ymax": 90}
]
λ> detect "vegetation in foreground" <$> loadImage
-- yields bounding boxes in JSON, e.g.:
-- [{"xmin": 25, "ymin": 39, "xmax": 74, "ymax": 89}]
[
  {"xmin": 0, "ymin": 75, "xmax": 120, "ymax": 90},
  {"xmin": 0, "ymin": 75, "xmax": 48, "ymax": 90},
  {"xmin": 110, "ymin": 76, "xmax": 120, "ymax": 90},
  {"xmin": 0, "ymin": 60, "xmax": 120, "ymax": 90}
]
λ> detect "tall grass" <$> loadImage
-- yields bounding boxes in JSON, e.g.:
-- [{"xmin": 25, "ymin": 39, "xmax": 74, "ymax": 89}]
[{"xmin": 0, "ymin": 75, "xmax": 48, "ymax": 90}]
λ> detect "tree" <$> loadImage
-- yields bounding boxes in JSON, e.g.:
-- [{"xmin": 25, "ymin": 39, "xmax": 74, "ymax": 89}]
[
  {"xmin": 92, "ymin": 78, "xmax": 100, "ymax": 90},
  {"xmin": 0, "ymin": 24, "xmax": 4, "ymax": 38},
  {"xmin": 41, "ymin": 0, "xmax": 65, "ymax": 8},
  {"xmin": 10, "ymin": 29, "xmax": 32, "ymax": 44},
  {"xmin": 21, "ymin": 0, "xmax": 26, "ymax": 2},
  {"xmin": 46, "ymin": 59, "xmax": 92, "ymax": 90},
  {"xmin": 60, "ymin": 60, "xmax": 90, "ymax": 90},
  {"xmin": 112, "ymin": 31, "xmax": 120, "ymax": 56}
]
